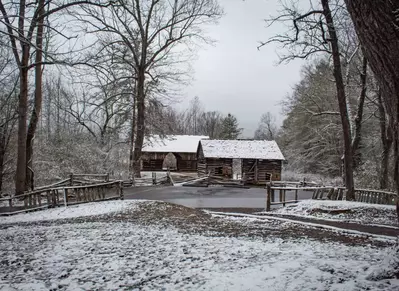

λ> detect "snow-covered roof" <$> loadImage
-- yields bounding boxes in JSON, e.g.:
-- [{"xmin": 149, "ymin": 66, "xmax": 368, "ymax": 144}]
[
  {"xmin": 142, "ymin": 135, "xmax": 209, "ymax": 153},
  {"xmin": 200, "ymin": 140, "xmax": 285, "ymax": 160}
]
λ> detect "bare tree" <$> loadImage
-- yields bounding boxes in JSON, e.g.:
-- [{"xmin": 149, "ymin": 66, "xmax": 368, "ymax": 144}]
[
  {"xmin": 0, "ymin": 0, "xmax": 113, "ymax": 194},
  {"xmin": 262, "ymin": 0, "xmax": 368, "ymax": 199},
  {"xmin": 254, "ymin": 112, "xmax": 278, "ymax": 140},
  {"xmin": 0, "ymin": 44, "xmax": 18, "ymax": 192},
  {"xmin": 78, "ymin": 0, "xmax": 222, "ymax": 177}
]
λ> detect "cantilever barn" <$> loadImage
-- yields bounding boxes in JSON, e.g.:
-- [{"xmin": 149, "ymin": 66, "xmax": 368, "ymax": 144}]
[
  {"xmin": 141, "ymin": 135, "xmax": 209, "ymax": 172},
  {"xmin": 196, "ymin": 139, "xmax": 285, "ymax": 185}
]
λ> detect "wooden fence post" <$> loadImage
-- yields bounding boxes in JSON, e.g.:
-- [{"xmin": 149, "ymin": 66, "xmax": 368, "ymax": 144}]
[
  {"xmin": 69, "ymin": 173, "xmax": 74, "ymax": 186},
  {"xmin": 282, "ymin": 189, "xmax": 286, "ymax": 207},
  {"xmin": 119, "ymin": 181, "xmax": 124, "ymax": 200},
  {"xmin": 266, "ymin": 184, "xmax": 271, "ymax": 211},
  {"xmin": 106, "ymin": 173, "xmax": 110, "ymax": 182},
  {"xmin": 63, "ymin": 189, "xmax": 68, "ymax": 207},
  {"xmin": 279, "ymin": 189, "xmax": 283, "ymax": 203},
  {"xmin": 295, "ymin": 185, "xmax": 298, "ymax": 202},
  {"xmin": 152, "ymin": 172, "xmax": 157, "ymax": 185}
]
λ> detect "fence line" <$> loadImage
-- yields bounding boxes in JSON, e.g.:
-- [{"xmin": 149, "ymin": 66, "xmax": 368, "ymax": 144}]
[
  {"xmin": 265, "ymin": 183, "xmax": 398, "ymax": 211},
  {"xmin": 0, "ymin": 180, "xmax": 123, "ymax": 216}
]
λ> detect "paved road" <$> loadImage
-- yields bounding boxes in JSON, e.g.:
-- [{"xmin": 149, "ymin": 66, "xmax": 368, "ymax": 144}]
[{"xmin": 124, "ymin": 186, "xmax": 314, "ymax": 209}]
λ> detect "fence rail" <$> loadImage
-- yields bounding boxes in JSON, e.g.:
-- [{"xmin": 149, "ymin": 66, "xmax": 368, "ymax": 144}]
[
  {"xmin": 0, "ymin": 180, "xmax": 123, "ymax": 216},
  {"xmin": 265, "ymin": 183, "xmax": 398, "ymax": 211}
]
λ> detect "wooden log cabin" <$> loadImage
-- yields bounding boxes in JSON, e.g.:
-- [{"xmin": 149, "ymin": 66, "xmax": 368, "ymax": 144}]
[
  {"xmin": 197, "ymin": 139, "xmax": 285, "ymax": 185},
  {"xmin": 141, "ymin": 135, "xmax": 209, "ymax": 172}
]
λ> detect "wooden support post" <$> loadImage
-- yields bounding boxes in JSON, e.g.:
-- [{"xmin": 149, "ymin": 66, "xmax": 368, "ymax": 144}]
[
  {"xmin": 119, "ymin": 182, "xmax": 124, "ymax": 200},
  {"xmin": 46, "ymin": 190, "xmax": 50, "ymax": 207},
  {"xmin": 152, "ymin": 172, "xmax": 156, "ymax": 185},
  {"xmin": 76, "ymin": 189, "xmax": 81, "ymax": 202},
  {"xmin": 63, "ymin": 188, "xmax": 68, "ymax": 207},
  {"xmin": 106, "ymin": 173, "xmax": 110, "ymax": 182},
  {"xmin": 312, "ymin": 189, "xmax": 317, "ymax": 199},
  {"xmin": 8, "ymin": 197, "xmax": 12, "ymax": 208},
  {"xmin": 33, "ymin": 193, "xmax": 37, "ymax": 207},
  {"xmin": 254, "ymin": 160, "xmax": 258, "ymax": 183},
  {"xmin": 271, "ymin": 188, "xmax": 275, "ymax": 202},
  {"xmin": 282, "ymin": 189, "xmax": 286, "ymax": 207},
  {"xmin": 28, "ymin": 192, "xmax": 32, "ymax": 207},
  {"xmin": 279, "ymin": 189, "xmax": 283, "ymax": 202},
  {"xmin": 51, "ymin": 190, "xmax": 56, "ymax": 207},
  {"xmin": 38, "ymin": 192, "xmax": 42, "ymax": 206},
  {"xmin": 69, "ymin": 173, "xmax": 74, "ymax": 186},
  {"xmin": 319, "ymin": 189, "xmax": 324, "ymax": 200},
  {"xmin": 295, "ymin": 185, "xmax": 298, "ymax": 202},
  {"xmin": 24, "ymin": 193, "xmax": 28, "ymax": 208},
  {"xmin": 101, "ymin": 186, "xmax": 106, "ymax": 199},
  {"xmin": 266, "ymin": 184, "xmax": 271, "ymax": 211},
  {"xmin": 56, "ymin": 190, "xmax": 60, "ymax": 206}
]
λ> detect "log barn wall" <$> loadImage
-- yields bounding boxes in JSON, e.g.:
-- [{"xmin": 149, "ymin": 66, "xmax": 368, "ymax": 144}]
[
  {"xmin": 141, "ymin": 152, "xmax": 198, "ymax": 172},
  {"xmin": 242, "ymin": 159, "xmax": 282, "ymax": 184},
  {"xmin": 197, "ymin": 144, "xmax": 282, "ymax": 184}
]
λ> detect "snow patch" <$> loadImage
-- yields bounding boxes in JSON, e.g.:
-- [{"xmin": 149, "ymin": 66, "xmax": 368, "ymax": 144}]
[
  {"xmin": 0, "ymin": 200, "xmax": 151, "ymax": 224},
  {"xmin": 272, "ymin": 199, "xmax": 398, "ymax": 226}
]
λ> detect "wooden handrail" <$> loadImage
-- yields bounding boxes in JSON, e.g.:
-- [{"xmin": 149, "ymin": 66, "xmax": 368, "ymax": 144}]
[
  {"xmin": 355, "ymin": 188, "xmax": 397, "ymax": 196},
  {"xmin": 0, "ymin": 181, "xmax": 121, "ymax": 201}
]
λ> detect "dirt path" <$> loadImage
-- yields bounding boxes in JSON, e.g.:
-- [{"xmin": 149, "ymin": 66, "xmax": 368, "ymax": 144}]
[
  {"xmin": 204, "ymin": 208, "xmax": 399, "ymax": 238},
  {"xmin": 262, "ymin": 213, "xmax": 399, "ymax": 237}
]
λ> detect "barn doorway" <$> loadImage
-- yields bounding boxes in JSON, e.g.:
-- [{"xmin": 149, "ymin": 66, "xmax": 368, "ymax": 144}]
[
  {"xmin": 232, "ymin": 158, "xmax": 242, "ymax": 180},
  {"xmin": 162, "ymin": 152, "xmax": 177, "ymax": 171}
]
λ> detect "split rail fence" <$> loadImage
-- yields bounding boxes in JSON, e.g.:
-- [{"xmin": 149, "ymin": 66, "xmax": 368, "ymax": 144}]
[
  {"xmin": 0, "ymin": 174, "xmax": 123, "ymax": 216},
  {"xmin": 265, "ymin": 181, "xmax": 398, "ymax": 211}
]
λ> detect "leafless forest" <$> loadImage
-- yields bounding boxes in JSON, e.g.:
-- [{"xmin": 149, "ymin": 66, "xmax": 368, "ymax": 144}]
[{"xmin": 0, "ymin": 0, "xmax": 398, "ymax": 199}]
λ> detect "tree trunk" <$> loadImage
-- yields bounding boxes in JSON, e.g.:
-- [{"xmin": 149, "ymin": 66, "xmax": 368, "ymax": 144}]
[
  {"xmin": 132, "ymin": 68, "xmax": 145, "ymax": 178},
  {"xmin": 351, "ymin": 56, "xmax": 368, "ymax": 168},
  {"xmin": 25, "ymin": 0, "xmax": 45, "ymax": 191},
  {"xmin": 378, "ymin": 89, "xmax": 393, "ymax": 189},
  {"xmin": 321, "ymin": 0, "xmax": 355, "ymax": 200},
  {"xmin": 0, "ymin": 133, "xmax": 5, "ymax": 193},
  {"xmin": 15, "ymin": 65, "xmax": 29, "ymax": 195},
  {"xmin": 343, "ymin": 0, "xmax": 399, "ymax": 216},
  {"xmin": 129, "ymin": 89, "xmax": 136, "ymax": 180}
]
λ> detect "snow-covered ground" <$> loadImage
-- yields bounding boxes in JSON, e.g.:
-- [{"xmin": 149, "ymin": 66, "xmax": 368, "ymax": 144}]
[
  {"xmin": 271, "ymin": 199, "xmax": 399, "ymax": 227},
  {"xmin": 1, "ymin": 200, "xmax": 398, "ymax": 290},
  {"xmin": 0, "ymin": 200, "xmax": 149, "ymax": 224}
]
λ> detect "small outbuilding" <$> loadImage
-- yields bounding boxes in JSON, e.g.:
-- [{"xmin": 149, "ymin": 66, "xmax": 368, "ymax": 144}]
[
  {"xmin": 141, "ymin": 135, "xmax": 209, "ymax": 172},
  {"xmin": 197, "ymin": 139, "xmax": 285, "ymax": 184}
]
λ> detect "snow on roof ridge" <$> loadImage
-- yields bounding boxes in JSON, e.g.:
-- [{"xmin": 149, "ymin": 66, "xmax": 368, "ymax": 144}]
[
  {"xmin": 142, "ymin": 134, "xmax": 209, "ymax": 153},
  {"xmin": 200, "ymin": 139, "xmax": 285, "ymax": 160}
]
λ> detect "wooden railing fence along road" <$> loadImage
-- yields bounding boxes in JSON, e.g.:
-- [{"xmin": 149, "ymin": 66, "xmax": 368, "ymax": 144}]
[
  {"xmin": 265, "ymin": 181, "xmax": 398, "ymax": 211},
  {"xmin": 0, "ymin": 173, "xmax": 123, "ymax": 216}
]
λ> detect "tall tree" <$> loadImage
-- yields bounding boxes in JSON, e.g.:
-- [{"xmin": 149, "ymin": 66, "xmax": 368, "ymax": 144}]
[
  {"xmin": 0, "ymin": 0, "xmax": 112, "ymax": 194},
  {"xmin": 0, "ymin": 43, "xmax": 18, "ymax": 192},
  {"xmin": 342, "ymin": 0, "xmax": 399, "ymax": 209},
  {"xmin": 79, "ymin": 0, "xmax": 223, "ymax": 177},
  {"xmin": 220, "ymin": 113, "xmax": 242, "ymax": 140},
  {"xmin": 262, "ymin": 0, "xmax": 367, "ymax": 199}
]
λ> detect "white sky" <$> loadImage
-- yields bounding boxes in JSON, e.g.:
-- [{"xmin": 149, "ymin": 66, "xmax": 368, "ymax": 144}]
[{"xmin": 179, "ymin": 0, "xmax": 305, "ymax": 137}]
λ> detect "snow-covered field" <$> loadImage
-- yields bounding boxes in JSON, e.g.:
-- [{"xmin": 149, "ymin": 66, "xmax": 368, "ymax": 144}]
[
  {"xmin": 272, "ymin": 199, "xmax": 399, "ymax": 227},
  {"xmin": 1, "ymin": 200, "xmax": 398, "ymax": 290},
  {"xmin": 0, "ymin": 200, "xmax": 148, "ymax": 224}
]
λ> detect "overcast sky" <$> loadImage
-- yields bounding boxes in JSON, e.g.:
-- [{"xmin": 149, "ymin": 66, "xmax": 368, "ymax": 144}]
[{"xmin": 179, "ymin": 0, "xmax": 305, "ymax": 137}]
